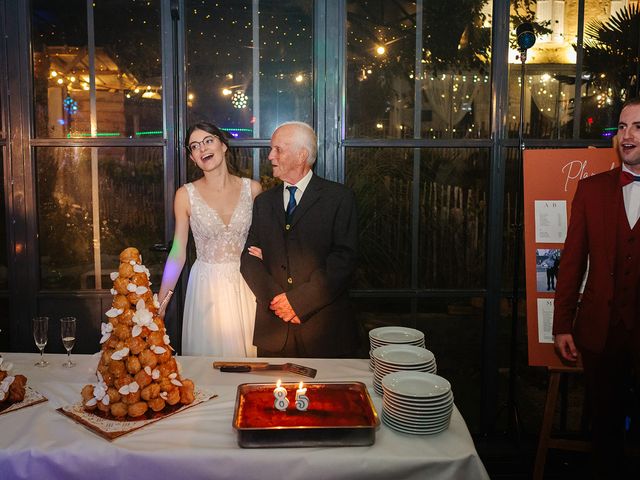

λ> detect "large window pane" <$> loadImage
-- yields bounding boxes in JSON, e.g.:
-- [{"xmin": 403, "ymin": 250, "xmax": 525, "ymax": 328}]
[
  {"xmin": 507, "ymin": 0, "xmax": 578, "ymax": 139},
  {"xmin": 346, "ymin": 1, "xmax": 416, "ymax": 138},
  {"xmin": 420, "ymin": 1, "xmax": 492, "ymax": 138},
  {"xmin": 32, "ymin": 0, "xmax": 87, "ymax": 138},
  {"xmin": 578, "ymin": 0, "xmax": 637, "ymax": 138},
  {"xmin": 185, "ymin": 0, "xmax": 313, "ymax": 138},
  {"xmin": 98, "ymin": 147, "xmax": 165, "ymax": 287},
  {"xmin": 346, "ymin": 147, "xmax": 489, "ymax": 289},
  {"xmin": 93, "ymin": 1, "xmax": 163, "ymax": 138},
  {"xmin": 345, "ymin": 148, "xmax": 413, "ymax": 288},
  {"xmin": 31, "ymin": 0, "xmax": 163, "ymax": 139},
  {"xmin": 419, "ymin": 148, "xmax": 489, "ymax": 288},
  {"xmin": 346, "ymin": 0, "xmax": 492, "ymax": 139},
  {"xmin": 36, "ymin": 147, "xmax": 164, "ymax": 290},
  {"xmin": 508, "ymin": 65, "xmax": 580, "ymax": 139}
]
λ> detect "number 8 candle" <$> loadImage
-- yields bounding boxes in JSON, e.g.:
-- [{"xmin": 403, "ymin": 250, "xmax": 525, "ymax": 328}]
[{"xmin": 273, "ymin": 379, "xmax": 289, "ymax": 411}]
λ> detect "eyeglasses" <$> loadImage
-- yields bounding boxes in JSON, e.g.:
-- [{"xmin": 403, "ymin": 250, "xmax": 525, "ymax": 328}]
[{"xmin": 187, "ymin": 135, "xmax": 219, "ymax": 153}]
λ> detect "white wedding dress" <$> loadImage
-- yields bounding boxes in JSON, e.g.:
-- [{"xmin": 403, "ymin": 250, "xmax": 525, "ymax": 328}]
[{"xmin": 181, "ymin": 178, "xmax": 257, "ymax": 357}]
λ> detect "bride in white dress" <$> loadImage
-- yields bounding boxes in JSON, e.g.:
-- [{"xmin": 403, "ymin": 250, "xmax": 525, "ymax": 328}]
[{"xmin": 158, "ymin": 122, "xmax": 262, "ymax": 356}]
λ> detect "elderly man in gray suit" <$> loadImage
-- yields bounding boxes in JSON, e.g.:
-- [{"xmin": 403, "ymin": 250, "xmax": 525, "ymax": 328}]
[{"xmin": 240, "ymin": 121, "xmax": 359, "ymax": 357}]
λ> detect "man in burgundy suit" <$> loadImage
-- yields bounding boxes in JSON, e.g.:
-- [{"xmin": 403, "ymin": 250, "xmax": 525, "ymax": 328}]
[{"xmin": 553, "ymin": 97, "xmax": 640, "ymax": 477}]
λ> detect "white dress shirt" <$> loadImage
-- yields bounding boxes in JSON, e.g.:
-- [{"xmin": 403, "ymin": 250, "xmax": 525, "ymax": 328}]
[
  {"xmin": 622, "ymin": 165, "xmax": 640, "ymax": 228},
  {"xmin": 283, "ymin": 170, "xmax": 313, "ymax": 211}
]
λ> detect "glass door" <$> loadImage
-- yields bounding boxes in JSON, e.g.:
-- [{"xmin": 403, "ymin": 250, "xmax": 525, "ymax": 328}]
[{"xmin": 24, "ymin": 0, "xmax": 178, "ymax": 352}]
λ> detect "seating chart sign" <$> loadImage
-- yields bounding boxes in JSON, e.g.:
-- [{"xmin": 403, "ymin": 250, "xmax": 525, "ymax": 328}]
[{"xmin": 523, "ymin": 148, "xmax": 617, "ymax": 367}]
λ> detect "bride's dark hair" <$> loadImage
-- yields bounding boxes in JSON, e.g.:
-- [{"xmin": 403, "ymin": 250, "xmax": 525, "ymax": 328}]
[
  {"xmin": 185, "ymin": 121, "xmax": 240, "ymax": 178},
  {"xmin": 184, "ymin": 122, "xmax": 230, "ymax": 152}
]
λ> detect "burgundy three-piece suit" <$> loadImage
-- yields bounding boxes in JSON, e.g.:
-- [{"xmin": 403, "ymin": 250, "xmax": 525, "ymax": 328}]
[{"xmin": 553, "ymin": 166, "xmax": 640, "ymax": 476}]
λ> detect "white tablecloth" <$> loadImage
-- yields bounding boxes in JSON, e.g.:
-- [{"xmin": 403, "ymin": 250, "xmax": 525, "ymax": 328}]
[{"xmin": 0, "ymin": 353, "xmax": 488, "ymax": 480}]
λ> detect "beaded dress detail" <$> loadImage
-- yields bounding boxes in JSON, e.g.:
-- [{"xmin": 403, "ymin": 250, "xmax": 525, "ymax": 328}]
[{"xmin": 181, "ymin": 179, "xmax": 257, "ymax": 357}]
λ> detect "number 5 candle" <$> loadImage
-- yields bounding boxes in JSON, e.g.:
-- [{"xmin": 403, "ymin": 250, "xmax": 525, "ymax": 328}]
[{"xmin": 295, "ymin": 381, "xmax": 309, "ymax": 411}]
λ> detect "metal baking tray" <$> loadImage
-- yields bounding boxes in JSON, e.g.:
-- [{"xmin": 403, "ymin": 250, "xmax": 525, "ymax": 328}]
[{"xmin": 232, "ymin": 381, "xmax": 379, "ymax": 448}]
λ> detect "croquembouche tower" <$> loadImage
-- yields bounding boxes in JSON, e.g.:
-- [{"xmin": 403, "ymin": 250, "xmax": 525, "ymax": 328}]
[{"xmin": 81, "ymin": 247, "xmax": 195, "ymax": 418}]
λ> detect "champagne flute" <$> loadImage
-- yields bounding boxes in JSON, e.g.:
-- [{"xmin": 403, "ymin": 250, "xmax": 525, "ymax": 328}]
[
  {"xmin": 32, "ymin": 316, "xmax": 49, "ymax": 367},
  {"xmin": 60, "ymin": 317, "xmax": 76, "ymax": 368}
]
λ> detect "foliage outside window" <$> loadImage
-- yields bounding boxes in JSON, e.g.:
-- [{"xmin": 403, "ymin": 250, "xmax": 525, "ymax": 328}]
[
  {"xmin": 345, "ymin": 148, "xmax": 488, "ymax": 289},
  {"xmin": 346, "ymin": 0, "xmax": 492, "ymax": 139},
  {"xmin": 36, "ymin": 147, "xmax": 164, "ymax": 290}
]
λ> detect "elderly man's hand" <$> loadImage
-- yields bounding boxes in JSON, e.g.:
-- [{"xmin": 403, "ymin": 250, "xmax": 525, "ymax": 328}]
[
  {"xmin": 270, "ymin": 293, "xmax": 298, "ymax": 322},
  {"xmin": 247, "ymin": 246, "xmax": 263, "ymax": 260}
]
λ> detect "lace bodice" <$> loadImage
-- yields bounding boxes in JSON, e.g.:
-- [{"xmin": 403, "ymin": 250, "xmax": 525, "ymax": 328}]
[{"xmin": 185, "ymin": 178, "xmax": 253, "ymax": 264}]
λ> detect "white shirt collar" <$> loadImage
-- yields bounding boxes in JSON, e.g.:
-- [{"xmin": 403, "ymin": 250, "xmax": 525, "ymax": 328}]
[
  {"xmin": 284, "ymin": 169, "xmax": 313, "ymax": 194},
  {"xmin": 621, "ymin": 165, "xmax": 640, "ymax": 227}
]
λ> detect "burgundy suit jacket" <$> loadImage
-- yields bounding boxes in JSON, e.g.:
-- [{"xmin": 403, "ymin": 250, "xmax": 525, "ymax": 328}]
[{"xmin": 553, "ymin": 167, "xmax": 622, "ymax": 354}]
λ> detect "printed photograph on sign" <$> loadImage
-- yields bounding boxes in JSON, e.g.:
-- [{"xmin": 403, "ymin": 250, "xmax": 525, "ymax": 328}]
[{"xmin": 535, "ymin": 249, "xmax": 562, "ymax": 292}]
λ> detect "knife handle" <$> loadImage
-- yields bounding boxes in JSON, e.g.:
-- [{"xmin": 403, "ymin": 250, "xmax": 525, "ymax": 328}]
[
  {"xmin": 220, "ymin": 365, "xmax": 252, "ymax": 373},
  {"xmin": 213, "ymin": 361, "xmax": 269, "ymax": 369}
]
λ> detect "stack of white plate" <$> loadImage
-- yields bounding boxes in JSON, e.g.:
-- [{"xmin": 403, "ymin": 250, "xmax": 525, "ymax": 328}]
[
  {"xmin": 371, "ymin": 344, "xmax": 437, "ymax": 396},
  {"xmin": 381, "ymin": 371, "xmax": 453, "ymax": 435},
  {"xmin": 369, "ymin": 326, "xmax": 426, "ymax": 371}
]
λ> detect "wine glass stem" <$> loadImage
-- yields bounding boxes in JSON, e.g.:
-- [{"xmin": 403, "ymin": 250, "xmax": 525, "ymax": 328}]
[{"xmin": 40, "ymin": 348, "xmax": 44, "ymax": 362}]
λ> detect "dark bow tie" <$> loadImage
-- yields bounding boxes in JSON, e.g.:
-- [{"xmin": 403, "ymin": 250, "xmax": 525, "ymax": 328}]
[{"xmin": 620, "ymin": 171, "xmax": 640, "ymax": 187}]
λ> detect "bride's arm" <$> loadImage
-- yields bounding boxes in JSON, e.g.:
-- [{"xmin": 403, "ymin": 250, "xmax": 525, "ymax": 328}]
[
  {"xmin": 246, "ymin": 180, "xmax": 264, "ymax": 260},
  {"xmin": 158, "ymin": 187, "xmax": 190, "ymax": 317}
]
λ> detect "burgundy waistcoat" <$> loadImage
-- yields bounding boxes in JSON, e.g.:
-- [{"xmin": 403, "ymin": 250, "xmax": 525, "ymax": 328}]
[{"xmin": 611, "ymin": 197, "xmax": 640, "ymax": 329}]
